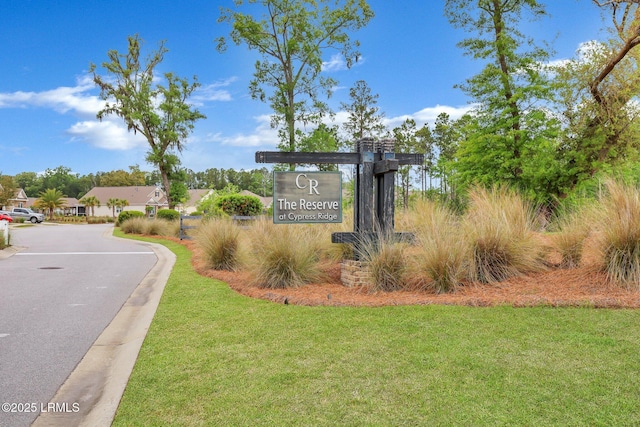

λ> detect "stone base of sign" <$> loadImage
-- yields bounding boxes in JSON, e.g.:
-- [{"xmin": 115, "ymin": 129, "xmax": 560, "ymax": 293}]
[{"xmin": 340, "ymin": 260, "xmax": 371, "ymax": 287}]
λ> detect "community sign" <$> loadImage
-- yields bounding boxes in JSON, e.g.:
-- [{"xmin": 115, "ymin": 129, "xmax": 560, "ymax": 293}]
[{"xmin": 273, "ymin": 171, "xmax": 342, "ymax": 224}]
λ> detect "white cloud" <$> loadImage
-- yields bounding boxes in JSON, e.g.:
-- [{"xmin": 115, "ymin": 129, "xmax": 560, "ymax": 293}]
[
  {"xmin": 0, "ymin": 74, "xmax": 235, "ymax": 152},
  {"xmin": 322, "ymin": 54, "xmax": 347, "ymax": 72},
  {"xmin": 0, "ymin": 75, "xmax": 101, "ymax": 116},
  {"xmin": 385, "ymin": 104, "xmax": 475, "ymax": 129},
  {"xmin": 67, "ymin": 119, "xmax": 147, "ymax": 151},
  {"xmin": 206, "ymin": 114, "xmax": 279, "ymax": 148},
  {"xmin": 192, "ymin": 76, "xmax": 238, "ymax": 104},
  {"xmin": 322, "ymin": 54, "xmax": 365, "ymax": 72}
]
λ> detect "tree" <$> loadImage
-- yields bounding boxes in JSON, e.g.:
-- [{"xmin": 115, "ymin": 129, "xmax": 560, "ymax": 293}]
[
  {"xmin": 340, "ymin": 80, "xmax": 386, "ymax": 146},
  {"xmin": 393, "ymin": 119, "xmax": 419, "ymax": 209},
  {"xmin": 107, "ymin": 198, "xmax": 119, "ymax": 217},
  {"xmin": 414, "ymin": 124, "xmax": 435, "ymax": 195},
  {"xmin": 14, "ymin": 172, "xmax": 42, "ymax": 198},
  {"xmin": 99, "ymin": 166, "xmax": 146, "ymax": 187},
  {"xmin": 116, "ymin": 198, "xmax": 130, "ymax": 215},
  {"xmin": 553, "ymin": 1, "xmax": 640, "ymax": 192},
  {"xmin": 36, "ymin": 189, "xmax": 67, "ymax": 220},
  {"xmin": 297, "ymin": 124, "xmax": 342, "ymax": 170},
  {"xmin": 90, "ymin": 35, "xmax": 206, "ymax": 208},
  {"xmin": 445, "ymin": 0, "xmax": 560, "ymax": 201},
  {"xmin": 217, "ymin": 0, "xmax": 374, "ymax": 156},
  {"xmin": 80, "ymin": 195, "xmax": 100, "ymax": 217},
  {"xmin": 0, "ymin": 175, "xmax": 17, "ymax": 210}
]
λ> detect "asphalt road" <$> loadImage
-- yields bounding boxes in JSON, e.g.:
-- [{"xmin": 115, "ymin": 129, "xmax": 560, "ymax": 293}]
[{"xmin": 0, "ymin": 223, "xmax": 157, "ymax": 427}]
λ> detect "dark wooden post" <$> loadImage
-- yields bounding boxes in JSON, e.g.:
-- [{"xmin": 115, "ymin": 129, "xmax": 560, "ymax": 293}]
[{"xmin": 255, "ymin": 138, "xmax": 423, "ymax": 260}]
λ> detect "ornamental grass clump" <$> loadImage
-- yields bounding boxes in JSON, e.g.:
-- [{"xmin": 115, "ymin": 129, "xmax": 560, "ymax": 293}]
[
  {"xmin": 409, "ymin": 199, "xmax": 468, "ymax": 293},
  {"xmin": 251, "ymin": 221, "xmax": 323, "ymax": 289},
  {"xmin": 195, "ymin": 218, "xmax": 242, "ymax": 271},
  {"xmin": 549, "ymin": 208, "xmax": 591, "ymax": 269},
  {"xmin": 358, "ymin": 232, "xmax": 408, "ymax": 292},
  {"xmin": 594, "ymin": 179, "xmax": 640, "ymax": 289},
  {"xmin": 120, "ymin": 217, "xmax": 148, "ymax": 235},
  {"xmin": 144, "ymin": 219, "xmax": 172, "ymax": 236},
  {"xmin": 464, "ymin": 186, "xmax": 545, "ymax": 283}
]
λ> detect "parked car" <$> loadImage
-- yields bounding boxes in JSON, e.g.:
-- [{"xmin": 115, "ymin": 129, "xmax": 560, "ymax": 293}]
[
  {"xmin": 0, "ymin": 213, "xmax": 13, "ymax": 222},
  {"xmin": 1, "ymin": 208, "xmax": 44, "ymax": 223}
]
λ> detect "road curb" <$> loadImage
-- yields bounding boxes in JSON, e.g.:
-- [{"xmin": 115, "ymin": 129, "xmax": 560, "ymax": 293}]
[{"xmin": 32, "ymin": 236, "xmax": 176, "ymax": 427}]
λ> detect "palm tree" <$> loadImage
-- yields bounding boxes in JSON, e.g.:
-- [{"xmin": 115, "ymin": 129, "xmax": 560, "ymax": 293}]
[
  {"xmin": 80, "ymin": 195, "xmax": 100, "ymax": 217},
  {"xmin": 115, "ymin": 199, "xmax": 129, "ymax": 217},
  {"xmin": 36, "ymin": 188, "xmax": 67, "ymax": 220},
  {"xmin": 107, "ymin": 198, "xmax": 119, "ymax": 218}
]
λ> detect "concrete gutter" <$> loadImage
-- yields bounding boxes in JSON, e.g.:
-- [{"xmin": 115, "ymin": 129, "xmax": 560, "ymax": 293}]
[{"xmin": 31, "ymin": 237, "xmax": 176, "ymax": 427}]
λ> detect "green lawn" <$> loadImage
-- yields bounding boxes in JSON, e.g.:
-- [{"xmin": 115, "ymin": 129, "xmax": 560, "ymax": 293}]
[{"xmin": 113, "ymin": 235, "xmax": 640, "ymax": 426}]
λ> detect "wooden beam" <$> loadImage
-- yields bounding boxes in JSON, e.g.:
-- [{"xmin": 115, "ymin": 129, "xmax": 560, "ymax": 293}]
[
  {"xmin": 373, "ymin": 159, "xmax": 399, "ymax": 175},
  {"xmin": 395, "ymin": 153, "xmax": 425, "ymax": 165},
  {"xmin": 255, "ymin": 151, "xmax": 424, "ymax": 166},
  {"xmin": 256, "ymin": 151, "xmax": 360, "ymax": 164}
]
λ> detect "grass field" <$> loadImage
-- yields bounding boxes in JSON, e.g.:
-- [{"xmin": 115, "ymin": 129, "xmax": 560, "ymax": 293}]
[{"xmin": 112, "ymin": 235, "xmax": 640, "ymax": 426}]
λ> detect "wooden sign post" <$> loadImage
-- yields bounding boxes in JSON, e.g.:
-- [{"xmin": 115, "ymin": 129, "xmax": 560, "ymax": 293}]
[{"xmin": 256, "ymin": 138, "xmax": 424, "ymax": 259}]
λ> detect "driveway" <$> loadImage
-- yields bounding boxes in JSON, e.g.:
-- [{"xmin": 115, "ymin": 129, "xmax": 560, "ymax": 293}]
[{"xmin": 0, "ymin": 223, "xmax": 171, "ymax": 427}]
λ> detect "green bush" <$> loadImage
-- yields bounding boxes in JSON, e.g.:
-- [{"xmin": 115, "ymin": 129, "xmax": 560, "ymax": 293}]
[
  {"xmin": 215, "ymin": 194, "xmax": 263, "ymax": 217},
  {"xmin": 117, "ymin": 210, "xmax": 145, "ymax": 226},
  {"xmin": 157, "ymin": 209, "xmax": 180, "ymax": 222}
]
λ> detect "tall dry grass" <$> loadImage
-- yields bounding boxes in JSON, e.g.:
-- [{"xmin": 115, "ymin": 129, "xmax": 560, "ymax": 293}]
[
  {"xmin": 357, "ymin": 232, "xmax": 408, "ymax": 292},
  {"xmin": 464, "ymin": 186, "xmax": 545, "ymax": 283},
  {"xmin": 120, "ymin": 217, "xmax": 147, "ymax": 235},
  {"xmin": 120, "ymin": 217, "xmax": 176, "ymax": 236},
  {"xmin": 549, "ymin": 208, "xmax": 591, "ymax": 269},
  {"xmin": 195, "ymin": 218, "xmax": 243, "ymax": 271},
  {"xmin": 593, "ymin": 179, "xmax": 640, "ymax": 289},
  {"xmin": 250, "ymin": 220, "xmax": 324, "ymax": 289},
  {"xmin": 407, "ymin": 199, "xmax": 468, "ymax": 293}
]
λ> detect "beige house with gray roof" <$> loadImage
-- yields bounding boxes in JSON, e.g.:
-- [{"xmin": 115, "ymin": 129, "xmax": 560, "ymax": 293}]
[{"xmin": 82, "ymin": 186, "xmax": 168, "ymax": 217}]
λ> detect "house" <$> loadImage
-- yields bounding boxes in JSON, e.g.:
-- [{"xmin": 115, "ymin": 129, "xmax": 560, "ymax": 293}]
[
  {"xmin": 177, "ymin": 189, "xmax": 214, "ymax": 214},
  {"xmin": 81, "ymin": 186, "xmax": 168, "ymax": 217},
  {"xmin": 27, "ymin": 197, "xmax": 83, "ymax": 216},
  {"xmin": 0, "ymin": 185, "xmax": 29, "ymax": 210}
]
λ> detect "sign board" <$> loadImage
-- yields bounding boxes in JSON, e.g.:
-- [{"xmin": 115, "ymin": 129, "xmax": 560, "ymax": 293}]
[{"xmin": 273, "ymin": 171, "xmax": 342, "ymax": 224}]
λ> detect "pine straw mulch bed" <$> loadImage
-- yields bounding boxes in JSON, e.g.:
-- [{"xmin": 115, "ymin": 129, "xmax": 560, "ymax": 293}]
[{"xmin": 158, "ymin": 237, "xmax": 640, "ymax": 309}]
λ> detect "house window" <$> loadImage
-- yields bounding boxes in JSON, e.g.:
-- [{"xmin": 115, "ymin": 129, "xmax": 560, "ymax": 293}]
[{"xmin": 155, "ymin": 190, "xmax": 160, "ymax": 198}]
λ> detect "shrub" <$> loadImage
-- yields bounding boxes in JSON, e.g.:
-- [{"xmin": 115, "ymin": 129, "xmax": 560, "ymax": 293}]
[
  {"xmin": 144, "ymin": 219, "xmax": 171, "ymax": 236},
  {"xmin": 409, "ymin": 200, "xmax": 468, "ymax": 293},
  {"xmin": 250, "ymin": 221, "xmax": 323, "ymax": 289},
  {"xmin": 215, "ymin": 194, "xmax": 263, "ymax": 217},
  {"xmin": 463, "ymin": 186, "xmax": 545, "ymax": 283},
  {"xmin": 120, "ymin": 217, "xmax": 148, "ymax": 235},
  {"xmin": 195, "ymin": 219, "xmax": 242, "ymax": 271},
  {"xmin": 87, "ymin": 216, "xmax": 111, "ymax": 224},
  {"xmin": 157, "ymin": 209, "xmax": 180, "ymax": 222},
  {"xmin": 117, "ymin": 210, "xmax": 145, "ymax": 226},
  {"xmin": 549, "ymin": 208, "xmax": 591, "ymax": 269},
  {"xmin": 593, "ymin": 179, "xmax": 640, "ymax": 289},
  {"xmin": 358, "ymin": 233, "xmax": 408, "ymax": 292}
]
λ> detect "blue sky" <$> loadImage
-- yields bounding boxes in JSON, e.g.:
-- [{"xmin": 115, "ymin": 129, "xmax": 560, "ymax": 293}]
[{"xmin": 0, "ymin": 0, "xmax": 605, "ymax": 177}]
